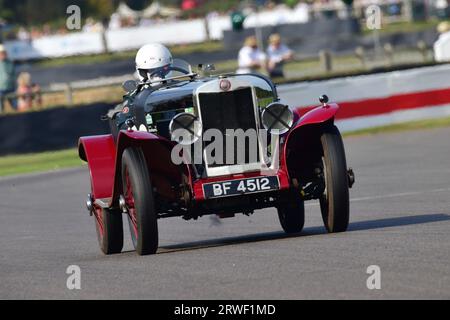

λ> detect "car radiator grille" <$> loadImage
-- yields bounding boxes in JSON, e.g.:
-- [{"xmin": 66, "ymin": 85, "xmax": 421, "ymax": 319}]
[{"xmin": 198, "ymin": 87, "xmax": 259, "ymax": 167}]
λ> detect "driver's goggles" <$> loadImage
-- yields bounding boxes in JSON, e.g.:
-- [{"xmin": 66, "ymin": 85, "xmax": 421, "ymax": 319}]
[{"xmin": 138, "ymin": 65, "xmax": 171, "ymax": 80}]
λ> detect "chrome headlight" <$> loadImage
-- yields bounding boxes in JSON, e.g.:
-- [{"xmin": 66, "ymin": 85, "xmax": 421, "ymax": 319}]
[
  {"xmin": 169, "ymin": 113, "xmax": 202, "ymax": 145},
  {"xmin": 261, "ymin": 103, "xmax": 294, "ymax": 135}
]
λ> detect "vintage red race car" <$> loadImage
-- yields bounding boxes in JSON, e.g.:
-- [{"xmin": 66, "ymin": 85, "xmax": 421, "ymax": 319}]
[{"xmin": 79, "ymin": 60, "xmax": 355, "ymax": 255}]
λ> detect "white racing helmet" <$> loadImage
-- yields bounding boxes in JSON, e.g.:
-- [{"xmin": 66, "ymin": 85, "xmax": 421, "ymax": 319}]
[{"xmin": 135, "ymin": 43, "xmax": 173, "ymax": 82}]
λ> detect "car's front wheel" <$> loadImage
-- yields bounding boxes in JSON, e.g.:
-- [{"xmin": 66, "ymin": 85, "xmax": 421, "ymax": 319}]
[
  {"xmin": 319, "ymin": 125, "xmax": 350, "ymax": 233},
  {"xmin": 122, "ymin": 147, "xmax": 158, "ymax": 255},
  {"xmin": 277, "ymin": 192, "xmax": 305, "ymax": 233},
  {"xmin": 94, "ymin": 207, "xmax": 123, "ymax": 255}
]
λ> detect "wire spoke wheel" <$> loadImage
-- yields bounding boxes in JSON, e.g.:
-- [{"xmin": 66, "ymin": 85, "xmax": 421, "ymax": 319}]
[
  {"xmin": 93, "ymin": 205, "xmax": 123, "ymax": 255},
  {"xmin": 319, "ymin": 125, "xmax": 350, "ymax": 233},
  {"xmin": 277, "ymin": 190, "xmax": 305, "ymax": 234},
  {"xmin": 124, "ymin": 168, "xmax": 138, "ymax": 248},
  {"xmin": 121, "ymin": 147, "xmax": 158, "ymax": 255}
]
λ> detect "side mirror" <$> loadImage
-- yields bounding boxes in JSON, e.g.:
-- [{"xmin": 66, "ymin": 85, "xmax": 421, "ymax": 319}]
[{"xmin": 122, "ymin": 80, "xmax": 137, "ymax": 92}]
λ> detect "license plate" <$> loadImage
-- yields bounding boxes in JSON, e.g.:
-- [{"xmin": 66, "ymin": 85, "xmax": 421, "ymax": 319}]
[{"xmin": 203, "ymin": 176, "xmax": 279, "ymax": 199}]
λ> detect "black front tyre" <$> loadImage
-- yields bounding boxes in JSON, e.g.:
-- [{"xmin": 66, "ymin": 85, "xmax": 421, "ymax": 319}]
[
  {"xmin": 122, "ymin": 147, "xmax": 158, "ymax": 255},
  {"xmin": 277, "ymin": 192, "xmax": 305, "ymax": 233},
  {"xmin": 94, "ymin": 207, "xmax": 123, "ymax": 255},
  {"xmin": 319, "ymin": 125, "xmax": 350, "ymax": 233}
]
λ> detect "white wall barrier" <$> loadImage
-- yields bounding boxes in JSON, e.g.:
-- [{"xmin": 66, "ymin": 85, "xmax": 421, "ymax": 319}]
[
  {"xmin": 206, "ymin": 6, "xmax": 310, "ymax": 40},
  {"xmin": 4, "ymin": 32, "xmax": 105, "ymax": 60},
  {"xmin": 4, "ymin": 19, "xmax": 208, "ymax": 60},
  {"xmin": 105, "ymin": 19, "xmax": 208, "ymax": 52},
  {"xmin": 207, "ymin": 16, "xmax": 231, "ymax": 40}
]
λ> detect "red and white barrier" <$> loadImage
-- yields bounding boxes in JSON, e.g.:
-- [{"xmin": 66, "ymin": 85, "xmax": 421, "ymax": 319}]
[{"xmin": 278, "ymin": 64, "xmax": 450, "ymax": 132}]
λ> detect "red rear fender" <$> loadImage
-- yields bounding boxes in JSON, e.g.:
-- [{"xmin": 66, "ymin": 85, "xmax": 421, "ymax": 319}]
[
  {"xmin": 110, "ymin": 130, "xmax": 186, "ymax": 204},
  {"xmin": 79, "ymin": 131, "xmax": 188, "ymax": 205}
]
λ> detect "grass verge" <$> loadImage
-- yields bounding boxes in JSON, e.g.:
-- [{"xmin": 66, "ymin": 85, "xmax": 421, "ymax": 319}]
[
  {"xmin": 0, "ymin": 149, "xmax": 84, "ymax": 177},
  {"xmin": 342, "ymin": 116, "xmax": 450, "ymax": 137},
  {"xmin": 1, "ymin": 116, "xmax": 450, "ymax": 178}
]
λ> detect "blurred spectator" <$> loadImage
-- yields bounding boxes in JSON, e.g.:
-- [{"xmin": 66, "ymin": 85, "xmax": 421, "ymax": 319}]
[
  {"xmin": 109, "ymin": 13, "xmax": 122, "ymax": 30},
  {"xmin": 0, "ymin": 44, "xmax": 16, "ymax": 112},
  {"xmin": 182, "ymin": 0, "xmax": 199, "ymax": 11},
  {"xmin": 266, "ymin": 33, "xmax": 294, "ymax": 78},
  {"xmin": 437, "ymin": 21, "xmax": 450, "ymax": 34},
  {"xmin": 434, "ymin": 21, "xmax": 450, "ymax": 62},
  {"xmin": 17, "ymin": 27, "xmax": 31, "ymax": 41},
  {"xmin": 16, "ymin": 72, "xmax": 41, "ymax": 112},
  {"xmin": 83, "ymin": 17, "xmax": 104, "ymax": 33},
  {"xmin": 294, "ymin": 1, "xmax": 311, "ymax": 23},
  {"xmin": 30, "ymin": 27, "xmax": 43, "ymax": 39},
  {"xmin": 231, "ymin": 9, "xmax": 246, "ymax": 31},
  {"xmin": 57, "ymin": 27, "xmax": 68, "ymax": 35},
  {"xmin": 139, "ymin": 18, "xmax": 154, "ymax": 27},
  {"xmin": 237, "ymin": 36, "xmax": 267, "ymax": 74},
  {"xmin": 122, "ymin": 16, "xmax": 138, "ymax": 28},
  {"xmin": 435, "ymin": 0, "xmax": 449, "ymax": 18},
  {"xmin": 42, "ymin": 24, "xmax": 52, "ymax": 36}
]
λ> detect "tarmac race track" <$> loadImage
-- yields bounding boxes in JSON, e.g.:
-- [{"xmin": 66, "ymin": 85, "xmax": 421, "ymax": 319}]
[{"xmin": 0, "ymin": 127, "xmax": 449, "ymax": 299}]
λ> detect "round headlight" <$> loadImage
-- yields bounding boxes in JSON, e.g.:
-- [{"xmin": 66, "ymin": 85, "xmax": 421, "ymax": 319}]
[
  {"xmin": 261, "ymin": 103, "xmax": 294, "ymax": 135},
  {"xmin": 169, "ymin": 113, "xmax": 202, "ymax": 145}
]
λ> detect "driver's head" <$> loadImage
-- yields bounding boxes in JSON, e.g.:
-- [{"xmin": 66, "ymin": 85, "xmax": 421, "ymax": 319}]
[{"xmin": 135, "ymin": 43, "xmax": 173, "ymax": 82}]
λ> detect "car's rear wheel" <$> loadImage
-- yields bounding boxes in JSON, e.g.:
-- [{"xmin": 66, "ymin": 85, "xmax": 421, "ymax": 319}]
[
  {"xmin": 122, "ymin": 147, "xmax": 158, "ymax": 255},
  {"xmin": 277, "ymin": 192, "xmax": 305, "ymax": 233},
  {"xmin": 94, "ymin": 207, "xmax": 123, "ymax": 255},
  {"xmin": 319, "ymin": 125, "xmax": 349, "ymax": 233}
]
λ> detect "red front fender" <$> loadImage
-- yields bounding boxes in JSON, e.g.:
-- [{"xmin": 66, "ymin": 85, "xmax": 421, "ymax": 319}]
[
  {"xmin": 291, "ymin": 103, "xmax": 339, "ymax": 129},
  {"xmin": 282, "ymin": 103, "xmax": 339, "ymax": 174},
  {"xmin": 78, "ymin": 134, "xmax": 117, "ymax": 200}
]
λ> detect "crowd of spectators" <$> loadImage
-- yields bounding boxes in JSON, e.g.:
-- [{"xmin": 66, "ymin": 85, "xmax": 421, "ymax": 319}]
[
  {"xmin": 237, "ymin": 34, "xmax": 294, "ymax": 78},
  {"xmin": 3, "ymin": 0, "xmax": 449, "ymax": 41},
  {"xmin": 0, "ymin": 45, "xmax": 41, "ymax": 112}
]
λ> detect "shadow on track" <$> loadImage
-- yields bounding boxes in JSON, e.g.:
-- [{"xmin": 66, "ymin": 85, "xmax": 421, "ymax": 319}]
[
  {"xmin": 347, "ymin": 213, "xmax": 450, "ymax": 231},
  {"xmin": 156, "ymin": 213, "xmax": 450, "ymax": 254}
]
